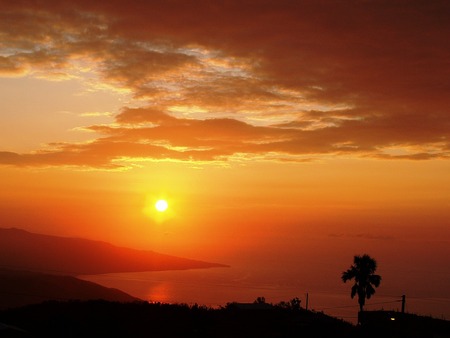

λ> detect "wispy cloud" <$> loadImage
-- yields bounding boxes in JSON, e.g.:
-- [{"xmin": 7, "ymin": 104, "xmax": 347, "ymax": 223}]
[
  {"xmin": 79, "ymin": 112, "xmax": 113, "ymax": 117},
  {"xmin": 329, "ymin": 233, "xmax": 395, "ymax": 241}
]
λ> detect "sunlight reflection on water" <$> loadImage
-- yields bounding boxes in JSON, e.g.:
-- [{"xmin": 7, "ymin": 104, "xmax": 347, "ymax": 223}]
[{"xmin": 80, "ymin": 266, "xmax": 450, "ymax": 324}]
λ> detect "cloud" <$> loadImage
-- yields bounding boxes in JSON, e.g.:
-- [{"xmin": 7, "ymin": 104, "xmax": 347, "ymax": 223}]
[
  {"xmin": 329, "ymin": 233, "xmax": 395, "ymax": 241},
  {"xmin": 2, "ymin": 106, "xmax": 446, "ymax": 169},
  {"xmin": 0, "ymin": 1, "xmax": 449, "ymax": 168},
  {"xmin": 115, "ymin": 107, "xmax": 180, "ymax": 125}
]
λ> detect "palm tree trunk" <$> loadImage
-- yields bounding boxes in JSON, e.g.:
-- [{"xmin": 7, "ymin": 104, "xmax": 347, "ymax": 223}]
[{"xmin": 358, "ymin": 292, "xmax": 365, "ymax": 312}]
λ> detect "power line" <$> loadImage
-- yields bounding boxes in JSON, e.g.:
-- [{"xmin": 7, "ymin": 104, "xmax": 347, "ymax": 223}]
[
  {"xmin": 320, "ymin": 304, "xmax": 358, "ymax": 310},
  {"xmin": 319, "ymin": 300, "xmax": 401, "ymax": 311},
  {"xmin": 365, "ymin": 300, "xmax": 402, "ymax": 307}
]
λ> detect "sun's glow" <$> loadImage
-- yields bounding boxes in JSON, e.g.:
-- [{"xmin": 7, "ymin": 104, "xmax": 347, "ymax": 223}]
[{"xmin": 155, "ymin": 199, "xmax": 168, "ymax": 212}]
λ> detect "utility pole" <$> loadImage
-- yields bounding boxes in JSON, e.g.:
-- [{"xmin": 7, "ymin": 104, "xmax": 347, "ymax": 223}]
[
  {"xmin": 401, "ymin": 295, "xmax": 406, "ymax": 313},
  {"xmin": 305, "ymin": 292, "xmax": 309, "ymax": 311}
]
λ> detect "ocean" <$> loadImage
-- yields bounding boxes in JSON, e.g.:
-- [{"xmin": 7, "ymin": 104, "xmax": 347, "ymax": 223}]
[{"xmin": 80, "ymin": 264, "xmax": 450, "ymax": 324}]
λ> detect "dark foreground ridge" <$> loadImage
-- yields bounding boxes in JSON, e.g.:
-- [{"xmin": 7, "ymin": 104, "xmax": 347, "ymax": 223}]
[
  {"xmin": 0, "ymin": 300, "xmax": 355, "ymax": 338},
  {"xmin": 0, "ymin": 228, "xmax": 228, "ymax": 275},
  {"xmin": 2, "ymin": 300, "xmax": 448, "ymax": 338}
]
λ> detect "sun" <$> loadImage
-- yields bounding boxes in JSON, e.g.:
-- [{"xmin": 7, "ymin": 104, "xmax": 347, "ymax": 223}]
[{"xmin": 155, "ymin": 199, "xmax": 168, "ymax": 212}]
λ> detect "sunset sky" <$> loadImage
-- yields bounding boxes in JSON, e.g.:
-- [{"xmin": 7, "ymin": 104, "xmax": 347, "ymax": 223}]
[{"xmin": 1, "ymin": 0, "xmax": 449, "ymax": 311}]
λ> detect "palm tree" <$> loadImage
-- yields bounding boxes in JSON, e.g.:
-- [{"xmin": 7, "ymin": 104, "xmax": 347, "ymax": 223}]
[{"xmin": 341, "ymin": 254, "xmax": 381, "ymax": 312}]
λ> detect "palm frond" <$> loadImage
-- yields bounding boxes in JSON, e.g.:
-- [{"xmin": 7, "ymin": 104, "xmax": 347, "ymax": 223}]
[
  {"xmin": 366, "ymin": 283, "xmax": 376, "ymax": 298},
  {"xmin": 369, "ymin": 274, "xmax": 381, "ymax": 287},
  {"xmin": 341, "ymin": 266, "xmax": 357, "ymax": 282}
]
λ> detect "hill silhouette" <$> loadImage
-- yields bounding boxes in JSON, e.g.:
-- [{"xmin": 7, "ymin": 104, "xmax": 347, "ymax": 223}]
[
  {"xmin": 2, "ymin": 300, "xmax": 448, "ymax": 337},
  {"xmin": 0, "ymin": 300, "xmax": 357, "ymax": 338},
  {"xmin": 0, "ymin": 269, "xmax": 139, "ymax": 310},
  {"xmin": 0, "ymin": 228, "xmax": 227, "ymax": 275}
]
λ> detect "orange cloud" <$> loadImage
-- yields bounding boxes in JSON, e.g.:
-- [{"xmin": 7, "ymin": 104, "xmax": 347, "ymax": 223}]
[
  {"xmin": 1, "ymin": 106, "xmax": 447, "ymax": 169},
  {"xmin": 0, "ymin": 1, "xmax": 448, "ymax": 168}
]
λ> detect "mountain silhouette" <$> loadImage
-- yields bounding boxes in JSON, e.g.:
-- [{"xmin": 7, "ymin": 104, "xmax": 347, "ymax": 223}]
[
  {"xmin": 0, "ymin": 228, "xmax": 227, "ymax": 275},
  {"xmin": 0, "ymin": 269, "xmax": 139, "ymax": 310}
]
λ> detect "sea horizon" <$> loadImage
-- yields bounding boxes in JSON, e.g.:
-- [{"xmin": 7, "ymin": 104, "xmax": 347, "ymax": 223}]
[{"xmin": 80, "ymin": 266, "xmax": 450, "ymax": 324}]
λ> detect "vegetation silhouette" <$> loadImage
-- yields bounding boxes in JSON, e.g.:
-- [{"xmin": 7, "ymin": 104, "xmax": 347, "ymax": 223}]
[
  {"xmin": 2, "ymin": 299, "xmax": 449, "ymax": 338},
  {"xmin": 342, "ymin": 254, "xmax": 381, "ymax": 312},
  {"xmin": 0, "ymin": 299, "xmax": 357, "ymax": 338}
]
